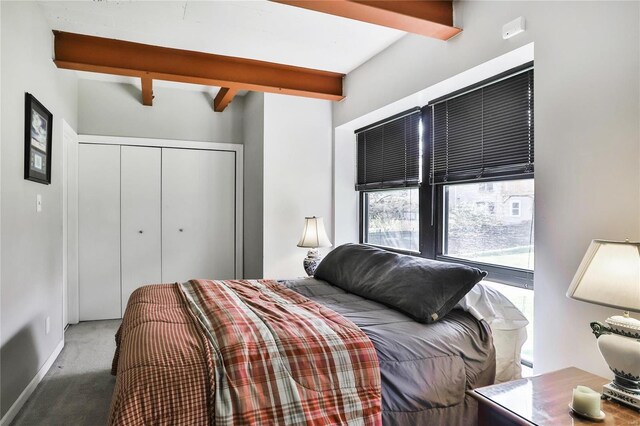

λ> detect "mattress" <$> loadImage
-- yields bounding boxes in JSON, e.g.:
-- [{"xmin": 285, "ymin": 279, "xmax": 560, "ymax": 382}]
[{"xmin": 281, "ymin": 278, "xmax": 497, "ymax": 426}]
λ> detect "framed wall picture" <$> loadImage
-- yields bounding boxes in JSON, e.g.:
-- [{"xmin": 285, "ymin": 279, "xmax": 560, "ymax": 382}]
[{"xmin": 24, "ymin": 93, "xmax": 53, "ymax": 184}]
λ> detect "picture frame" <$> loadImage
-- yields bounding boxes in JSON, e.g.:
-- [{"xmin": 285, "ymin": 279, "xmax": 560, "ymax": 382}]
[{"xmin": 24, "ymin": 93, "xmax": 53, "ymax": 185}]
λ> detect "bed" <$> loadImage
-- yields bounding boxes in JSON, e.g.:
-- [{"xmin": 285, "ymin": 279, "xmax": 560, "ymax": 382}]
[{"xmin": 109, "ymin": 244, "xmax": 527, "ymax": 426}]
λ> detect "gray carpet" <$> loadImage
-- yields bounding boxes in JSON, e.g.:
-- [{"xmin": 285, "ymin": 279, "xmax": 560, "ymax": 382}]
[{"xmin": 11, "ymin": 320, "xmax": 121, "ymax": 426}]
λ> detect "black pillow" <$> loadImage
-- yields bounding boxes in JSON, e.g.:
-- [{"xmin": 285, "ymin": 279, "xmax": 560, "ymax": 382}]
[{"xmin": 314, "ymin": 243, "xmax": 486, "ymax": 324}]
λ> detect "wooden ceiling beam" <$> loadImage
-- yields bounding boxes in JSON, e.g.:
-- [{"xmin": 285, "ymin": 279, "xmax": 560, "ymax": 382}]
[
  {"xmin": 272, "ymin": 0, "xmax": 461, "ymax": 40},
  {"xmin": 141, "ymin": 77, "xmax": 153, "ymax": 106},
  {"xmin": 53, "ymin": 31, "xmax": 344, "ymax": 106},
  {"xmin": 213, "ymin": 87, "xmax": 237, "ymax": 112}
]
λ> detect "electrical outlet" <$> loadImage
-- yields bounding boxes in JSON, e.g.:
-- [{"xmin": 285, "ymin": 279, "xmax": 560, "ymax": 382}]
[
  {"xmin": 45, "ymin": 316, "xmax": 50, "ymax": 335},
  {"xmin": 36, "ymin": 194, "xmax": 42, "ymax": 213}
]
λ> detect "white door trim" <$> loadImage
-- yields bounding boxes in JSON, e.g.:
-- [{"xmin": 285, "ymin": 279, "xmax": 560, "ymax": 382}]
[
  {"xmin": 78, "ymin": 134, "xmax": 241, "ymax": 153},
  {"xmin": 62, "ymin": 120, "xmax": 79, "ymax": 325},
  {"xmin": 76, "ymin": 135, "xmax": 244, "ymax": 279},
  {"xmin": 234, "ymin": 146, "xmax": 244, "ymax": 279}
]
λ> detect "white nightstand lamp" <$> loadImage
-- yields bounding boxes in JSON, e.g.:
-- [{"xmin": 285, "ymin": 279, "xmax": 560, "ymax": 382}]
[
  {"xmin": 297, "ymin": 216, "xmax": 332, "ymax": 276},
  {"xmin": 567, "ymin": 239, "xmax": 640, "ymax": 410}
]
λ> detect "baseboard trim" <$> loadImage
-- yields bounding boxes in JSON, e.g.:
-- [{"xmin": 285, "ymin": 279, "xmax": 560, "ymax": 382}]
[{"xmin": 0, "ymin": 339, "xmax": 64, "ymax": 426}]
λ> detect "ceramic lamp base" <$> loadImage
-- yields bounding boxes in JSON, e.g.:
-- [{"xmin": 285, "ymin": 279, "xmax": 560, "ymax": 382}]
[
  {"xmin": 602, "ymin": 382, "xmax": 640, "ymax": 410},
  {"xmin": 591, "ymin": 316, "xmax": 640, "ymax": 411},
  {"xmin": 303, "ymin": 249, "xmax": 322, "ymax": 276}
]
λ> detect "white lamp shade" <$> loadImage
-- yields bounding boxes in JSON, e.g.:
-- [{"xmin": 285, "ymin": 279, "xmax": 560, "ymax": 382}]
[
  {"xmin": 567, "ymin": 240, "xmax": 640, "ymax": 313},
  {"xmin": 297, "ymin": 216, "xmax": 332, "ymax": 249}
]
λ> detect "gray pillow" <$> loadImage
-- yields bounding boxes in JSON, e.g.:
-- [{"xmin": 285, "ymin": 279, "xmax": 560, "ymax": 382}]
[{"xmin": 314, "ymin": 243, "xmax": 487, "ymax": 324}]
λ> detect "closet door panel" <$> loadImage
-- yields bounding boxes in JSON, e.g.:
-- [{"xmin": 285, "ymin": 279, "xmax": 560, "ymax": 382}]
[
  {"xmin": 162, "ymin": 148, "xmax": 236, "ymax": 283},
  {"xmin": 78, "ymin": 144, "xmax": 121, "ymax": 320},
  {"xmin": 121, "ymin": 146, "xmax": 162, "ymax": 312}
]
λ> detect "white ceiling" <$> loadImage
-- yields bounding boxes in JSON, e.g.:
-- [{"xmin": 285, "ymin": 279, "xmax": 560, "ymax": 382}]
[{"xmin": 38, "ymin": 0, "xmax": 405, "ymax": 93}]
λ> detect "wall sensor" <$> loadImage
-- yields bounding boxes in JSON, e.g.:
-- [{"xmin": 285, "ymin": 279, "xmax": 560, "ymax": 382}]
[{"xmin": 503, "ymin": 17, "xmax": 526, "ymax": 40}]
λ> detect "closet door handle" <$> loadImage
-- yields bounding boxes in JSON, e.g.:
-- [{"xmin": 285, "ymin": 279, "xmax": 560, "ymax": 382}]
[
  {"xmin": 179, "ymin": 228, "xmax": 184, "ymax": 232},
  {"xmin": 138, "ymin": 230, "xmax": 144, "ymax": 234}
]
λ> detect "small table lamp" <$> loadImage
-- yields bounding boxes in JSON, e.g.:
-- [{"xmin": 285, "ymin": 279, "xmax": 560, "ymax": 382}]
[
  {"xmin": 297, "ymin": 216, "xmax": 332, "ymax": 276},
  {"xmin": 566, "ymin": 239, "xmax": 640, "ymax": 410}
]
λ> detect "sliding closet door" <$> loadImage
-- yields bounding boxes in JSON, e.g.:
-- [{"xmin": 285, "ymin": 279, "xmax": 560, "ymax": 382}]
[
  {"xmin": 162, "ymin": 148, "xmax": 236, "ymax": 283},
  {"xmin": 121, "ymin": 146, "xmax": 161, "ymax": 312},
  {"xmin": 78, "ymin": 144, "xmax": 121, "ymax": 321}
]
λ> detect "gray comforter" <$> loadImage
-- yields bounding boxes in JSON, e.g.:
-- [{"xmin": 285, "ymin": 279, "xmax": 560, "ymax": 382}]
[{"xmin": 281, "ymin": 277, "xmax": 496, "ymax": 426}]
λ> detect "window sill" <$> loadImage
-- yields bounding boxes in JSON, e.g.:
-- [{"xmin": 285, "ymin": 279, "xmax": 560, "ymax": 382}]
[
  {"xmin": 435, "ymin": 255, "xmax": 533, "ymax": 289},
  {"xmin": 362, "ymin": 243, "xmax": 420, "ymax": 257}
]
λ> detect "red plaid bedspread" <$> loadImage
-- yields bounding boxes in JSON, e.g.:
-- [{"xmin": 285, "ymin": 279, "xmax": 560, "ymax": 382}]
[{"xmin": 109, "ymin": 279, "xmax": 381, "ymax": 425}]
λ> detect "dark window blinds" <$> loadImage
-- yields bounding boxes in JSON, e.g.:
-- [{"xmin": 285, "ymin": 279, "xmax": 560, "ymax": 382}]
[
  {"xmin": 355, "ymin": 109, "xmax": 421, "ymax": 191},
  {"xmin": 430, "ymin": 66, "xmax": 534, "ymax": 185}
]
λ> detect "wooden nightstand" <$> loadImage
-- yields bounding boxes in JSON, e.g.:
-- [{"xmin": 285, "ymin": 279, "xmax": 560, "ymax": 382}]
[{"xmin": 469, "ymin": 367, "xmax": 640, "ymax": 425}]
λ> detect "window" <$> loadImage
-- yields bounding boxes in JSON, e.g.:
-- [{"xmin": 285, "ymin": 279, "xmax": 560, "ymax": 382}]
[
  {"xmin": 356, "ymin": 63, "xmax": 535, "ymax": 363},
  {"xmin": 479, "ymin": 182, "xmax": 494, "ymax": 192},
  {"xmin": 429, "ymin": 63, "xmax": 535, "ymax": 363},
  {"xmin": 442, "ymin": 179, "xmax": 534, "ymax": 271},
  {"xmin": 356, "ymin": 108, "xmax": 422, "ymax": 252},
  {"xmin": 363, "ymin": 189, "xmax": 419, "ymax": 252},
  {"xmin": 510, "ymin": 200, "xmax": 521, "ymax": 217},
  {"xmin": 429, "ymin": 63, "xmax": 534, "ymax": 287}
]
